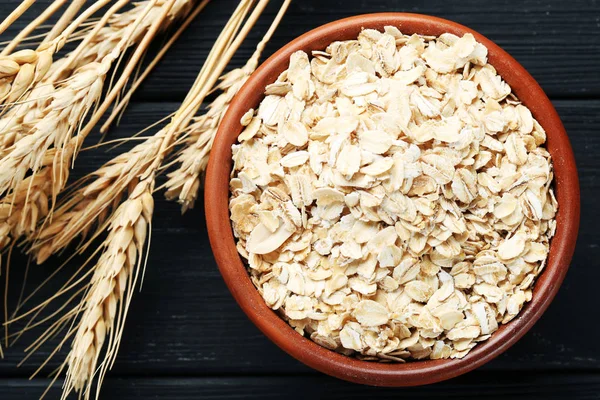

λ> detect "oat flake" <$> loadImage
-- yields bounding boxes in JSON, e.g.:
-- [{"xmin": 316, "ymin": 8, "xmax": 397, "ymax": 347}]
[{"xmin": 229, "ymin": 28, "xmax": 556, "ymax": 362}]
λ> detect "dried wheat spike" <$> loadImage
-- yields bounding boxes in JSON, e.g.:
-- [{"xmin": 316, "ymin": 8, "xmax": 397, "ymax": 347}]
[
  {"xmin": 163, "ymin": 62, "xmax": 257, "ymax": 212},
  {"xmin": 49, "ymin": 0, "xmax": 193, "ymax": 81},
  {"xmin": 163, "ymin": 0, "xmax": 292, "ymax": 212},
  {"xmin": 0, "ymin": 0, "xmax": 193, "ymax": 257},
  {"xmin": 0, "ymin": 60, "xmax": 108, "ymax": 198},
  {"xmin": 62, "ymin": 178, "xmax": 153, "ymax": 399},
  {"xmin": 29, "ymin": 0, "xmax": 269, "ymax": 262},
  {"xmin": 31, "ymin": 136, "xmax": 163, "ymax": 263}
]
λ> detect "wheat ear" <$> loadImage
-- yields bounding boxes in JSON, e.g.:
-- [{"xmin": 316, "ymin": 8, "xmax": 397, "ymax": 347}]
[
  {"xmin": 63, "ymin": 177, "xmax": 154, "ymax": 399},
  {"xmin": 0, "ymin": 0, "xmax": 190, "ymax": 131},
  {"xmin": 0, "ymin": 44, "xmax": 55, "ymax": 105},
  {"xmin": 22, "ymin": 4, "xmax": 274, "ymax": 398},
  {"xmin": 0, "ymin": 60, "xmax": 108, "ymax": 197},
  {"xmin": 31, "ymin": 136, "xmax": 163, "ymax": 263},
  {"xmin": 164, "ymin": 0, "xmax": 291, "ymax": 212},
  {"xmin": 0, "ymin": 0, "xmax": 116, "ymax": 107},
  {"xmin": 29, "ymin": 0, "xmax": 265, "ymax": 264},
  {"xmin": 0, "ymin": 0, "xmax": 193, "ymax": 256}
]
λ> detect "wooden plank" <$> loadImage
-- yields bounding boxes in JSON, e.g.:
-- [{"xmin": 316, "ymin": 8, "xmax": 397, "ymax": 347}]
[
  {"xmin": 2, "ymin": 373, "xmax": 600, "ymax": 399},
  {"xmin": 0, "ymin": 100, "xmax": 598, "ymax": 377},
  {"xmin": 0, "ymin": 0, "xmax": 598, "ymax": 100}
]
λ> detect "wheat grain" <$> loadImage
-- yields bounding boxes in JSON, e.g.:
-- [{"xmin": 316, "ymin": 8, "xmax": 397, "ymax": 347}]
[
  {"xmin": 0, "ymin": 0, "xmax": 116, "ymax": 106},
  {"xmin": 0, "ymin": 0, "xmax": 193, "ymax": 258},
  {"xmin": 62, "ymin": 178, "xmax": 153, "ymax": 399},
  {"xmin": 0, "ymin": 46, "xmax": 53, "ymax": 104},
  {"xmin": 32, "ymin": 136, "xmax": 162, "ymax": 263},
  {"xmin": 11, "ymin": 2, "xmax": 289, "ymax": 397},
  {"xmin": 29, "ymin": 0, "xmax": 266, "ymax": 264},
  {"xmin": 55, "ymin": 3, "xmax": 275, "ymax": 396}
]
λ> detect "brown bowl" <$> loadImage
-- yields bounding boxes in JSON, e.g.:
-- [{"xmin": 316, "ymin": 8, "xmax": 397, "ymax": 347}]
[{"xmin": 205, "ymin": 13, "xmax": 580, "ymax": 386}]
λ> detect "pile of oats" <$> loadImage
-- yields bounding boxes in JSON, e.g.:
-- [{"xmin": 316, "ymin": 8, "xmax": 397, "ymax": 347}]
[{"xmin": 229, "ymin": 27, "xmax": 557, "ymax": 361}]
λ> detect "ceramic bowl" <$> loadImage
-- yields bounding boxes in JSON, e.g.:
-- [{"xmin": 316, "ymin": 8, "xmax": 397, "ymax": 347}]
[{"xmin": 205, "ymin": 13, "xmax": 580, "ymax": 386}]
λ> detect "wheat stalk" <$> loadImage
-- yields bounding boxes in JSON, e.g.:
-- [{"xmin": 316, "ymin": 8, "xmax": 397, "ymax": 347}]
[
  {"xmin": 0, "ymin": 0, "xmax": 36, "ymax": 36},
  {"xmin": 13, "ymin": 4, "xmax": 278, "ymax": 398},
  {"xmin": 164, "ymin": 0, "xmax": 291, "ymax": 212},
  {"xmin": 0, "ymin": 0, "xmax": 194, "ymax": 257},
  {"xmin": 1, "ymin": 0, "xmax": 78, "ymax": 56},
  {"xmin": 29, "ymin": 0, "xmax": 267, "ymax": 264},
  {"xmin": 42, "ymin": 0, "xmax": 87, "ymax": 46},
  {"xmin": 0, "ymin": 0, "xmax": 191, "ymax": 126}
]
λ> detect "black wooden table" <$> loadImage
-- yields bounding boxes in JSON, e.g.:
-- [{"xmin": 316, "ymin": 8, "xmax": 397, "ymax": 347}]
[{"xmin": 1, "ymin": 1, "xmax": 599, "ymax": 399}]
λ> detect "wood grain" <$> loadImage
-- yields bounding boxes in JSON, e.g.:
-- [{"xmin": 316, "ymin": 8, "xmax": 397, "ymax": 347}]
[
  {"xmin": 0, "ymin": 1, "xmax": 598, "ymax": 100},
  {"xmin": 3, "ymin": 373, "xmax": 600, "ymax": 399},
  {"xmin": 0, "ymin": 0, "xmax": 598, "ymax": 398},
  {"xmin": 139, "ymin": 0, "xmax": 600, "ymax": 100}
]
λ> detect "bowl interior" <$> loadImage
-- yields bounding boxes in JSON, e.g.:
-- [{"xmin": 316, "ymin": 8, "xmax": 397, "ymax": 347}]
[{"xmin": 205, "ymin": 13, "xmax": 580, "ymax": 387}]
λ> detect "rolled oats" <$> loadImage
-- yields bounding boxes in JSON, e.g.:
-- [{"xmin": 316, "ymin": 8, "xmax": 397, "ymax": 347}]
[{"xmin": 229, "ymin": 28, "xmax": 557, "ymax": 362}]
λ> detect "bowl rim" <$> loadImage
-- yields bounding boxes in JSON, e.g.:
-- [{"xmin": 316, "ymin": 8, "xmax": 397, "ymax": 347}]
[{"xmin": 205, "ymin": 13, "xmax": 580, "ymax": 387}]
